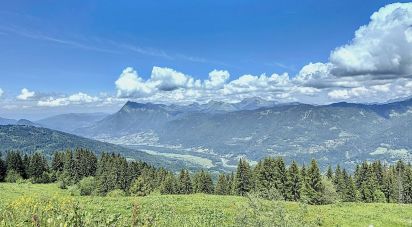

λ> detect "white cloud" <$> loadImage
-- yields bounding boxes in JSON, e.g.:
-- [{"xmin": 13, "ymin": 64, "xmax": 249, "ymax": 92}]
[
  {"xmin": 330, "ymin": 3, "xmax": 412, "ymax": 78},
  {"xmin": 204, "ymin": 70, "xmax": 230, "ymax": 89},
  {"xmin": 115, "ymin": 67, "xmax": 154, "ymax": 98},
  {"xmin": 8, "ymin": 3, "xmax": 412, "ymax": 110},
  {"xmin": 17, "ymin": 88, "xmax": 35, "ymax": 100},
  {"xmin": 150, "ymin": 66, "xmax": 200, "ymax": 91},
  {"xmin": 37, "ymin": 92, "xmax": 99, "ymax": 107},
  {"xmin": 0, "ymin": 88, "xmax": 3, "ymax": 97}
]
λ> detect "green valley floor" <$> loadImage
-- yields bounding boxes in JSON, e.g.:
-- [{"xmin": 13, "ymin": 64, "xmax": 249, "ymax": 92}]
[{"xmin": 0, "ymin": 183, "xmax": 412, "ymax": 226}]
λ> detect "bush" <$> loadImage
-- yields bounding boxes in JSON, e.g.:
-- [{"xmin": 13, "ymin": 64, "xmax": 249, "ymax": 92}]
[
  {"xmin": 58, "ymin": 172, "xmax": 72, "ymax": 189},
  {"xmin": 31, "ymin": 172, "xmax": 51, "ymax": 184},
  {"xmin": 78, "ymin": 176, "xmax": 96, "ymax": 196},
  {"xmin": 5, "ymin": 170, "xmax": 23, "ymax": 183},
  {"xmin": 321, "ymin": 177, "xmax": 339, "ymax": 204},
  {"xmin": 255, "ymin": 186, "xmax": 282, "ymax": 201},
  {"xmin": 0, "ymin": 195, "xmax": 127, "ymax": 226},
  {"xmin": 67, "ymin": 185, "xmax": 80, "ymax": 196},
  {"xmin": 374, "ymin": 189, "xmax": 386, "ymax": 203},
  {"xmin": 107, "ymin": 189, "xmax": 126, "ymax": 197},
  {"xmin": 130, "ymin": 176, "xmax": 151, "ymax": 196}
]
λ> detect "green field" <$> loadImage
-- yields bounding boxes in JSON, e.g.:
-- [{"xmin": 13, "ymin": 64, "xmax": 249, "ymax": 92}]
[{"xmin": 1, "ymin": 183, "xmax": 412, "ymax": 226}]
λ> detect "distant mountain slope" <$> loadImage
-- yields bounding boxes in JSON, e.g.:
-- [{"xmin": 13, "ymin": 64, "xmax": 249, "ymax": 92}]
[
  {"xmin": 0, "ymin": 117, "xmax": 16, "ymax": 125},
  {"xmin": 0, "ymin": 125, "xmax": 192, "ymax": 170},
  {"xmin": 36, "ymin": 112, "xmax": 108, "ymax": 133},
  {"xmin": 78, "ymin": 98, "xmax": 412, "ymax": 170},
  {"xmin": 15, "ymin": 119, "xmax": 42, "ymax": 127}
]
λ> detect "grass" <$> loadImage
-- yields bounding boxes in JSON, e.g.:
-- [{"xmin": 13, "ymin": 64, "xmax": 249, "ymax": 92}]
[{"xmin": 1, "ymin": 183, "xmax": 412, "ymax": 226}]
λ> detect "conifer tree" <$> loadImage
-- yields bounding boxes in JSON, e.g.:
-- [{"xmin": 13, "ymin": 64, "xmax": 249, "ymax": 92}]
[
  {"xmin": 0, "ymin": 153, "xmax": 6, "ymax": 182},
  {"xmin": 193, "ymin": 170, "xmax": 214, "ymax": 194},
  {"xmin": 227, "ymin": 172, "xmax": 235, "ymax": 195},
  {"xmin": 178, "ymin": 169, "xmax": 193, "ymax": 194},
  {"xmin": 326, "ymin": 165, "xmax": 333, "ymax": 180},
  {"xmin": 305, "ymin": 159, "xmax": 324, "ymax": 204},
  {"xmin": 130, "ymin": 175, "xmax": 151, "ymax": 196},
  {"xmin": 28, "ymin": 152, "xmax": 49, "ymax": 183},
  {"xmin": 5, "ymin": 151, "xmax": 25, "ymax": 178},
  {"xmin": 382, "ymin": 167, "xmax": 397, "ymax": 203},
  {"xmin": 287, "ymin": 160, "xmax": 301, "ymax": 201},
  {"xmin": 52, "ymin": 152, "xmax": 64, "ymax": 173},
  {"xmin": 22, "ymin": 154, "xmax": 30, "ymax": 179},
  {"xmin": 274, "ymin": 157, "xmax": 288, "ymax": 199},
  {"xmin": 343, "ymin": 176, "xmax": 357, "ymax": 202},
  {"xmin": 254, "ymin": 158, "xmax": 276, "ymax": 197},
  {"xmin": 235, "ymin": 159, "xmax": 252, "ymax": 196},
  {"xmin": 215, "ymin": 173, "xmax": 229, "ymax": 195},
  {"xmin": 160, "ymin": 173, "xmax": 177, "ymax": 194}
]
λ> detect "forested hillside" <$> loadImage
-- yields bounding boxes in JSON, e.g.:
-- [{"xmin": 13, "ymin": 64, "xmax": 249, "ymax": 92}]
[{"xmin": 0, "ymin": 125, "xmax": 190, "ymax": 170}]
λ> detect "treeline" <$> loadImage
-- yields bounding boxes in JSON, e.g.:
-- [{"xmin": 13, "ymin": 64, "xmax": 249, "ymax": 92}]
[{"xmin": 1, "ymin": 150, "xmax": 412, "ymax": 205}]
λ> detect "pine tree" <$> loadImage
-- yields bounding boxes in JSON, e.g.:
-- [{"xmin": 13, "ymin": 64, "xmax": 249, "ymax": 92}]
[
  {"xmin": 5, "ymin": 151, "xmax": 25, "ymax": 178},
  {"xmin": 22, "ymin": 154, "xmax": 30, "ymax": 179},
  {"xmin": 193, "ymin": 170, "xmax": 214, "ymax": 194},
  {"xmin": 326, "ymin": 165, "xmax": 333, "ymax": 180},
  {"xmin": 28, "ymin": 153, "xmax": 49, "ymax": 183},
  {"xmin": 359, "ymin": 165, "xmax": 378, "ymax": 203},
  {"xmin": 178, "ymin": 169, "xmax": 193, "ymax": 194},
  {"xmin": 343, "ymin": 176, "xmax": 357, "ymax": 202},
  {"xmin": 227, "ymin": 172, "xmax": 235, "ymax": 195},
  {"xmin": 235, "ymin": 159, "xmax": 252, "ymax": 196},
  {"xmin": 129, "ymin": 175, "xmax": 151, "ymax": 196},
  {"xmin": 52, "ymin": 152, "xmax": 64, "ymax": 173},
  {"xmin": 215, "ymin": 173, "xmax": 229, "ymax": 195},
  {"xmin": 305, "ymin": 159, "xmax": 324, "ymax": 204},
  {"xmin": 382, "ymin": 167, "xmax": 397, "ymax": 203},
  {"xmin": 254, "ymin": 158, "xmax": 277, "ymax": 197},
  {"xmin": 287, "ymin": 160, "xmax": 301, "ymax": 201},
  {"xmin": 372, "ymin": 160, "xmax": 384, "ymax": 189},
  {"xmin": 160, "ymin": 173, "xmax": 177, "ymax": 194},
  {"xmin": 274, "ymin": 157, "xmax": 288, "ymax": 199},
  {"xmin": 0, "ymin": 152, "xmax": 6, "ymax": 182}
]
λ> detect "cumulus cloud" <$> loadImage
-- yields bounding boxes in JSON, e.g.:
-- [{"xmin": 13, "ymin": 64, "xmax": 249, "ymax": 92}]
[
  {"xmin": 330, "ymin": 3, "xmax": 412, "ymax": 78},
  {"xmin": 7, "ymin": 2, "xmax": 412, "ymax": 110},
  {"xmin": 37, "ymin": 92, "xmax": 99, "ymax": 107},
  {"xmin": 204, "ymin": 70, "xmax": 230, "ymax": 89},
  {"xmin": 17, "ymin": 88, "xmax": 35, "ymax": 100},
  {"xmin": 0, "ymin": 88, "xmax": 3, "ymax": 97}
]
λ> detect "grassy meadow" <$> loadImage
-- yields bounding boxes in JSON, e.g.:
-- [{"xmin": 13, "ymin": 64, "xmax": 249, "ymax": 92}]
[{"xmin": 1, "ymin": 183, "xmax": 412, "ymax": 226}]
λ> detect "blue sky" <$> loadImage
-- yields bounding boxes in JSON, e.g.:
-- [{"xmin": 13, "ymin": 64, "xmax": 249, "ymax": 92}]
[{"xmin": 1, "ymin": 1, "xmax": 412, "ymax": 119}]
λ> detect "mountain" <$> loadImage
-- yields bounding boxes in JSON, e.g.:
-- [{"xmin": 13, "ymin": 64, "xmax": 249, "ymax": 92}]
[
  {"xmin": 0, "ymin": 117, "xmax": 16, "ymax": 125},
  {"xmin": 76, "ymin": 101, "xmax": 186, "ymax": 137},
  {"xmin": 15, "ymin": 119, "xmax": 42, "ymax": 127},
  {"xmin": 0, "ymin": 125, "xmax": 196, "ymax": 171},
  {"xmin": 233, "ymin": 97, "xmax": 277, "ymax": 110},
  {"xmin": 78, "ymin": 98, "xmax": 412, "ymax": 171},
  {"xmin": 36, "ymin": 112, "xmax": 108, "ymax": 133}
]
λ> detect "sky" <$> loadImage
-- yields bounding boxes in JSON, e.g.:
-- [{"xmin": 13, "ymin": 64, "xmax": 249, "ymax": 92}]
[{"xmin": 1, "ymin": 1, "xmax": 412, "ymax": 120}]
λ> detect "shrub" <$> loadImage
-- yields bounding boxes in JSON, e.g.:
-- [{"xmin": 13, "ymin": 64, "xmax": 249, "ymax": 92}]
[
  {"xmin": 321, "ymin": 177, "xmax": 339, "ymax": 204},
  {"xmin": 130, "ymin": 176, "xmax": 151, "ymax": 196},
  {"xmin": 78, "ymin": 176, "xmax": 96, "ymax": 196},
  {"xmin": 31, "ymin": 172, "xmax": 51, "ymax": 184},
  {"xmin": 374, "ymin": 189, "xmax": 386, "ymax": 203},
  {"xmin": 67, "ymin": 185, "xmax": 80, "ymax": 196},
  {"xmin": 107, "ymin": 189, "xmax": 126, "ymax": 197},
  {"xmin": 5, "ymin": 170, "xmax": 23, "ymax": 183},
  {"xmin": 255, "ymin": 186, "xmax": 283, "ymax": 201},
  {"xmin": 0, "ymin": 195, "xmax": 127, "ymax": 226}
]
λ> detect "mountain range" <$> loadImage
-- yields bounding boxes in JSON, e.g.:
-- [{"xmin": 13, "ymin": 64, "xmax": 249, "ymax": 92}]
[{"xmin": 1, "ymin": 97, "xmax": 412, "ymax": 171}]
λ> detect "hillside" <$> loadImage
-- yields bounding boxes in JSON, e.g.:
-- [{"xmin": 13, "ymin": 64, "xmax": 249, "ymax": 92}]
[
  {"xmin": 0, "ymin": 125, "xmax": 192, "ymax": 170},
  {"xmin": 36, "ymin": 112, "xmax": 108, "ymax": 133},
  {"xmin": 1, "ymin": 183, "xmax": 411, "ymax": 226},
  {"xmin": 76, "ymin": 98, "xmax": 412, "ymax": 170}
]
